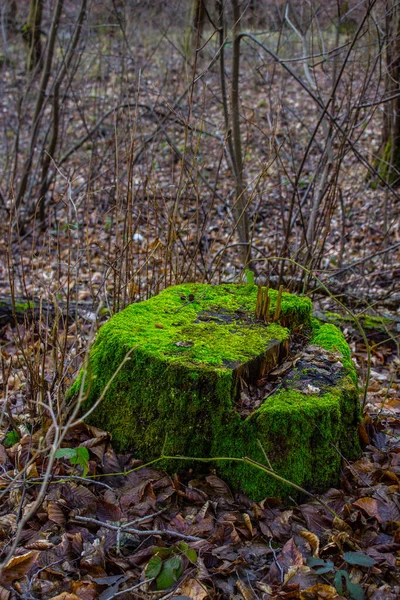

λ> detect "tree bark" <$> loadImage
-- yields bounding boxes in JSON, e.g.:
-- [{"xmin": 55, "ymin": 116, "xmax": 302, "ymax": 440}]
[
  {"xmin": 2, "ymin": 0, "xmax": 17, "ymax": 35},
  {"xmin": 184, "ymin": 0, "xmax": 207, "ymax": 58},
  {"xmin": 376, "ymin": 0, "xmax": 400, "ymax": 185},
  {"xmin": 230, "ymin": 0, "xmax": 250, "ymax": 265},
  {"xmin": 16, "ymin": 0, "xmax": 65, "ymax": 212},
  {"xmin": 22, "ymin": 0, "xmax": 43, "ymax": 72}
]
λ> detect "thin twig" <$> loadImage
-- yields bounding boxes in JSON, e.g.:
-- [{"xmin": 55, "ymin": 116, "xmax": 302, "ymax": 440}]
[{"xmin": 72, "ymin": 515, "xmax": 203, "ymax": 542}]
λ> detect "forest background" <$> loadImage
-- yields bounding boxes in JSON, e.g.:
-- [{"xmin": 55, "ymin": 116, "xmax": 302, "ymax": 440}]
[{"xmin": 0, "ymin": 1, "xmax": 399, "ymax": 598}]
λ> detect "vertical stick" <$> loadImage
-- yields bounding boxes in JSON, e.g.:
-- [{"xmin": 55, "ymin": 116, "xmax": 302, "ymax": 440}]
[
  {"xmin": 273, "ymin": 285, "xmax": 283, "ymax": 322},
  {"xmin": 256, "ymin": 285, "xmax": 262, "ymax": 319},
  {"xmin": 230, "ymin": 0, "xmax": 250, "ymax": 265}
]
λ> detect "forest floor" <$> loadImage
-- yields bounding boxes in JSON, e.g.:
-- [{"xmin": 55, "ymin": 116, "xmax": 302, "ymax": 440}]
[
  {"xmin": 1, "ymin": 17, "xmax": 400, "ymax": 600},
  {"xmin": 1, "ymin": 316, "xmax": 399, "ymax": 600}
]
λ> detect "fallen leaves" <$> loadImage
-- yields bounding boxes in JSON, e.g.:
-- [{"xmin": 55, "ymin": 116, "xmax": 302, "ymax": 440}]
[{"xmin": 1, "ymin": 551, "xmax": 40, "ymax": 585}]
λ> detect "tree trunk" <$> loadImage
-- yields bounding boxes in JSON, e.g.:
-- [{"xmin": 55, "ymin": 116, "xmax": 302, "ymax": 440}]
[
  {"xmin": 3, "ymin": 0, "xmax": 17, "ymax": 35},
  {"xmin": 22, "ymin": 0, "xmax": 43, "ymax": 72},
  {"xmin": 230, "ymin": 0, "xmax": 251, "ymax": 265},
  {"xmin": 376, "ymin": 0, "xmax": 400, "ymax": 185},
  {"xmin": 184, "ymin": 0, "xmax": 206, "ymax": 59},
  {"xmin": 192, "ymin": 0, "xmax": 206, "ymax": 33}
]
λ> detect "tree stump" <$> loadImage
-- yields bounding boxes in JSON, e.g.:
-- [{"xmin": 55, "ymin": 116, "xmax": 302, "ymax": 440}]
[{"xmin": 71, "ymin": 284, "xmax": 360, "ymax": 500}]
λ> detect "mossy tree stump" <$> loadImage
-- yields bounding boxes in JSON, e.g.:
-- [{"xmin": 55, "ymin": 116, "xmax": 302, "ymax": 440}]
[{"xmin": 71, "ymin": 284, "xmax": 361, "ymax": 500}]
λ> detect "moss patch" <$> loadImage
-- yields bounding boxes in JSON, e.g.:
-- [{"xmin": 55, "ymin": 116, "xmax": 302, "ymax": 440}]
[{"xmin": 71, "ymin": 284, "xmax": 360, "ymax": 501}]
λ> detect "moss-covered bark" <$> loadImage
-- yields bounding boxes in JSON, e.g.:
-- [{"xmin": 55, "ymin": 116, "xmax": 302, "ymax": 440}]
[{"xmin": 70, "ymin": 284, "xmax": 360, "ymax": 501}]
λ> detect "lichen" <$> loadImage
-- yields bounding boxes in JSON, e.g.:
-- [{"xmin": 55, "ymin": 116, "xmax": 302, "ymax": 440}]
[{"xmin": 71, "ymin": 284, "xmax": 360, "ymax": 501}]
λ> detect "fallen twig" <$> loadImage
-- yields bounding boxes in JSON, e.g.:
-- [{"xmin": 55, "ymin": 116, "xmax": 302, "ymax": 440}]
[{"xmin": 72, "ymin": 515, "xmax": 203, "ymax": 542}]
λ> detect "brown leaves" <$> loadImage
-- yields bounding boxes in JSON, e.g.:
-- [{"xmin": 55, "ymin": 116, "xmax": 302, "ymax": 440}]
[
  {"xmin": 0, "ymin": 587, "xmax": 11, "ymax": 600},
  {"xmin": 1, "ymin": 551, "xmax": 39, "ymax": 585},
  {"xmin": 48, "ymin": 595, "xmax": 81, "ymax": 600},
  {"xmin": 299, "ymin": 530, "xmax": 320, "ymax": 558},
  {"xmin": 47, "ymin": 501, "xmax": 66, "ymax": 525},
  {"xmin": 178, "ymin": 578, "xmax": 208, "ymax": 600},
  {"xmin": 96, "ymin": 499, "xmax": 122, "ymax": 523},
  {"xmin": 299, "ymin": 583, "xmax": 340, "ymax": 599},
  {"xmin": 352, "ymin": 495, "xmax": 399, "ymax": 524}
]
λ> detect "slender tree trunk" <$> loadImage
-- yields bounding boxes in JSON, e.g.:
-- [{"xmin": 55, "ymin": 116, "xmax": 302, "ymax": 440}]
[
  {"xmin": 38, "ymin": 0, "xmax": 88, "ymax": 224},
  {"xmin": 22, "ymin": 0, "xmax": 43, "ymax": 72},
  {"xmin": 2, "ymin": 0, "xmax": 17, "ymax": 35},
  {"xmin": 16, "ymin": 0, "xmax": 65, "ymax": 214},
  {"xmin": 376, "ymin": 0, "xmax": 400, "ymax": 185},
  {"xmin": 231, "ymin": 0, "xmax": 250, "ymax": 264},
  {"xmin": 192, "ymin": 0, "xmax": 206, "ymax": 32},
  {"xmin": 184, "ymin": 0, "xmax": 206, "ymax": 59}
]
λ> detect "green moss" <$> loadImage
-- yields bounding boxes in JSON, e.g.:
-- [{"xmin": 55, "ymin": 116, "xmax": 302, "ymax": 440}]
[
  {"xmin": 324, "ymin": 311, "xmax": 342, "ymax": 320},
  {"xmin": 0, "ymin": 300, "xmax": 34, "ymax": 311},
  {"xmin": 218, "ymin": 382, "xmax": 359, "ymax": 499},
  {"xmin": 71, "ymin": 284, "xmax": 360, "ymax": 501},
  {"xmin": 373, "ymin": 138, "xmax": 400, "ymax": 185},
  {"xmin": 361, "ymin": 315, "xmax": 392, "ymax": 332},
  {"xmin": 214, "ymin": 321, "xmax": 360, "ymax": 499},
  {"xmin": 15, "ymin": 301, "xmax": 33, "ymax": 311},
  {"xmin": 82, "ymin": 283, "xmax": 310, "ymax": 371},
  {"xmin": 311, "ymin": 322, "xmax": 356, "ymax": 385}
]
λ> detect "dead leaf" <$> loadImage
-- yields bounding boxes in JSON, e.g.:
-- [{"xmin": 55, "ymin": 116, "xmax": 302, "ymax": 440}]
[
  {"xmin": 0, "ymin": 446, "xmax": 8, "ymax": 466},
  {"xmin": 71, "ymin": 580, "xmax": 98, "ymax": 600},
  {"xmin": 96, "ymin": 500, "xmax": 122, "ymax": 523},
  {"xmin": 178, "ymin": 579, "xmax": 208, "ymax": 600},
  {"xmin": 236, "ymin": 579, "xmax": 257, "ymax": 600},
  {"xmin": 48, "ymin": 501, "xmax": 66, "ymax": 525},
  {"xmin": 1, "ymin": 551, "xmax": 40, "ymax": 585},
  {"xmin": 206, "ymin": 474, "xmax": 233, "ymax": 500},
  {"xmin": 332, "ymin": 516, "xmax": 353, "ymax": 534},
  {"xmin": 49, "ymin": 594, "xmax": 81, "ymax": 600},
  {"xmin": 0, "ymin": 586, "xmax": 10, "ymax": 600},
  {"xmin": 242, "ymin": 513, "xmax": 253, "ymax": 536},
  {"xmin": 352, "ymin": 497, "xmax": 383, "ymax": 523},
  {"xmin": 25, "ymin": 539, "xmax": 54, "ymax": 550},
  {"xmin": 358, "ymin": 423, "xmax": 370, "ymax": 448},
  {"xmin": 299, "ymin": 530, "xmax": 320, "ymax": 557},
  {"xmin": 300, "ymin": 583, "xmax": 340, "ymax": 599},
  {"xmin": 284, "ymin": 565, "xmax": 318, "ymax": 589}
]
